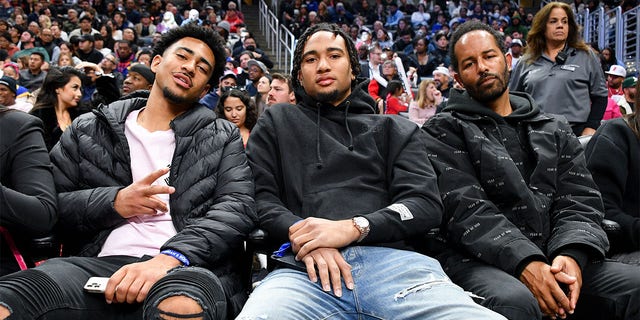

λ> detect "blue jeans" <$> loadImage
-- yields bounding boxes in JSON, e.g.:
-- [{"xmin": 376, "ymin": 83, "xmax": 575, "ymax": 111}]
[{"xmin": 237, "ymin": 246, "xmax": 505, "ymax": 319}]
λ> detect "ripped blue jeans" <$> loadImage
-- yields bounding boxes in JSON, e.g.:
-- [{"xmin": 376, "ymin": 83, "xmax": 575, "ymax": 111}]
[{"xmin": 236, "ymin": 246, "xmax": 505, "ymax": 320}]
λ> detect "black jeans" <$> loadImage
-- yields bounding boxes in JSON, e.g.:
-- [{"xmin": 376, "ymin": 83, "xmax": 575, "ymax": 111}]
[
  {"xmin": 0, "ymin": 256, "xmax": 227, "ymax": 320},
  {"xmin": 440, "ymin": 253, "xmax": 640, "ymax": 320}
]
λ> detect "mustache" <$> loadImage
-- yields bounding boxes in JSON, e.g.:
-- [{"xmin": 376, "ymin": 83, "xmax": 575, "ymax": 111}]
[{"xmin": 476, "ymin": 72, "xmax": 502, "ymax": 86}]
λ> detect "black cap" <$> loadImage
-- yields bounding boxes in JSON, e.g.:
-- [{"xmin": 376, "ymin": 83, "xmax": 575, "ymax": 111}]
[{"xmin": 78, "ymin": 34, "xmax": 94, "ymax": 42}]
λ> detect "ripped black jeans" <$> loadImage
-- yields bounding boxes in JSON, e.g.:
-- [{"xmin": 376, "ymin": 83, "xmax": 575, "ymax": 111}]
[{"xmin": 0, "ymin": 256, "xmax": 226, "ymax": 319}]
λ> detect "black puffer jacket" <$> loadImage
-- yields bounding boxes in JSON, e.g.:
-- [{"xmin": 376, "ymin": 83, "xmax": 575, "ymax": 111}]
[
  {"xmin": 49, "ymin": 98, "xmax": 256, "ymax": 317},
  {"xmin": 247, "ymin": 79, "xmax": 443, "ymax": 251},
  {"xmin": 422, "ymin": 89, "xmax": 609, "ymax": 277}
]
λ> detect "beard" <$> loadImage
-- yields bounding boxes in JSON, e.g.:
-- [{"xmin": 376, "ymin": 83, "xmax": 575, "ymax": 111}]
[
  {"xmin": 312, "ymin": 87, "xmax": 350, "ymax": 106},
  {"xmin": 162, "ymin": 87, "xmax": 198, "ymax": 105},
  {"xmin": 465, "ymin": 65, "xmax": 509, "ymax": 104}
]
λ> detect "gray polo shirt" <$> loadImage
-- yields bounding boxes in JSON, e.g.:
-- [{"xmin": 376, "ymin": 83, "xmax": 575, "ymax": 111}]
[{"xmin": 509, "ymin": 48, "xmax": 607, "ymax": 123}]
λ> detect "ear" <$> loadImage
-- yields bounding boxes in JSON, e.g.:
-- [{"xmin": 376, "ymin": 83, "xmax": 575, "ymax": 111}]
[
  {"xmin": 288, "ymin": 91, "xmax": 295, "ymax": 103},
  {"xmin": 150, "ymin": 54, "xmax": 162, "ymax": 73},
  {"xmin": 505, "ymin": 52, "xmax": 513, "ymax": 72},
  {"xmin": 453, "ymin": 72, "xmax": 464, "ymax": 89},
  {"xmin": 297, "ymin": 71, "xmax": 303, "ymax": 87}
]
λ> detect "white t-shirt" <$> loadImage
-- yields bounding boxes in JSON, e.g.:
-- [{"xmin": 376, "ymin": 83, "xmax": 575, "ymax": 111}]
[{"xmin": 99, "ymin": 109, "xmax": 177, "ymax": 258}]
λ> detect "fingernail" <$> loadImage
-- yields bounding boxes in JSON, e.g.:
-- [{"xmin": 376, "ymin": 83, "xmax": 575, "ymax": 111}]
[
  {"xmin": 335, "ymin": 290, "xmax": 342, "ymax": 297},
  {"xmin": 106, "ymin": 300, "xmax": 112, "ymax": 304},
  {"xmin": 347, "ymin": 282, "xmax": 354, "ymax": 290},
  {"xmin": 323, "ymin": 285, "xmax": 330, "ymax": 291}
]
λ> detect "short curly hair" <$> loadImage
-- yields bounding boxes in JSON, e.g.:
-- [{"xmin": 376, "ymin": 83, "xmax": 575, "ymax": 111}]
[
  {"xmin": 291, "ymin": 23, "xmax": 360, "ymax": 90},
  {"xmin": 152, "ymin": 24, "xmax": 227, "ymax": 88}
]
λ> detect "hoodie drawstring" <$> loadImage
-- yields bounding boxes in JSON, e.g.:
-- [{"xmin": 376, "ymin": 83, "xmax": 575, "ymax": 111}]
[
  {"xmin": 315, "ymin": 103, "xmax": 323, "ymax": 169},
  {"xmin": 344, "ymin": 101, "xmax": 354, "ymax": 151}
]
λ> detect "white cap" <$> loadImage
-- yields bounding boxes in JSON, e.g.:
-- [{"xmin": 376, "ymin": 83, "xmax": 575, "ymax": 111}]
[
  {"xmin": 433, "ymin": 66, "xmax": 451, "ymax": 78},
  {"xmin": 605, "ymin": 65, "xmax": 626, "ymax": 78}
]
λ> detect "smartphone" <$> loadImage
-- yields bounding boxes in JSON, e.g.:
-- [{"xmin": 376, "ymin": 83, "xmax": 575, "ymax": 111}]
[{"xmin": 83, "ymin": 277, "xmax": 110, "ymax": 293}]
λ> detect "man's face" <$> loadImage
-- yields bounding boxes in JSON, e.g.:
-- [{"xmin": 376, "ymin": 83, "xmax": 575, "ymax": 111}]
[
  {"xmin": 244, "ymin": 38, "xmax": 257, "ymax": 51},
  {"xmin": 122, "ymin": 71, "xmax": 152, "ymax": 94},
  {"xmin": 219, "ymin": 76, "xmax": 237, "ymax": 89},
  {"xmin": 0, "ymin": 36, "xmax": 8, "ymax": 49},
  {"xmin": 20, "ymin": 31, "xmax": 33, "ymax": 43},
  {"xmin": 433, "ymin": 72, "xmax": 448, "ymax": 88},
  {"xmin": 0, "ymin": 85, "xmax": 15, "ymax": 106},
  {"xmin": 369, "ymin": 48, "xmax": 382, "ymax": 64},
  {"xmin": 79, "ymin": 39, "xmax": 93, "ymax": 52},
  {"xmin": 239, "ymin": 54, "xmax": 251, "ymax": 69},
  {"xmin": 117, "ymin": 43, "xmax": 132, "ymax": 58},
  {"xmin": 150, "ymin": 37, "xmax": 214, "ymax": 106},
  {"xmin": 268, "ymin": 78, "xmax": 293, "ymax": 105},
  {"xmin": 248, "ymin": 64, "xmax": 264, "ymax": 81},
  {"xmin": 28, "ymin": 54, "xmax": 44, "ymax": 73},
  {"xmin": 454, "ymin": 30, "xmax": 511, "ymax": 104},
  {"xmin": 297, "ymin": 31, "xmax": 353, "ymax": 106},
  {"xmin": 511, "ymin": 44, "xmax": 522, "ymax": 55},
  {"xmin": 607, "ymin": 75, "xmax": 623, "ymax": 89},
  {"xmin": 40, "ymin": 28, "xmax": 53, "ymax": 43},
  {"xmin": 100, "ymin": 55, "xmax": 117, "ymax": 71},
  {"xmin": 80, "ymin": 19, "xmax": 92, "ymax": 31},
  {"xmin": 436, "ymin": 36, "xmax": 448, "ymax": 50}
]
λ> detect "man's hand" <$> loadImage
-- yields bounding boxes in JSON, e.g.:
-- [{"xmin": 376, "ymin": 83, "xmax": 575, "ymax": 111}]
[
  {"xmin": 289, "ymin": 217, "xmax": 360, "ymax": 260},
  {"xmin": 580, "ymin": 127, "xmax": 596, "ymax": 136},
  {"xmin": 300, "ymin": 247, "xmax": 353, "ymax": 297},
  {"xmin": 550, "ymin": 255, "xmax": 582, "ymax": 314},
  {"xmin": 104, "ymin": 254, "xmax": 182, "ymax": 304},
  {"xmin": 520, "ymin": 261, "xmax": 573, "ymax": 319},
  {"xmin": 114, "ymin": 167, "xmax": 175, "ymax": 218}
]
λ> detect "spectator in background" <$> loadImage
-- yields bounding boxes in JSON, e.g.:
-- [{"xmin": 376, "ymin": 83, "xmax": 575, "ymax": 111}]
[
  {"xmin": 411, "ymin": 3, "xmax": 431, "ymax": 28},
  {"xmin": 0, "ymin": 31, "xmax": 18, "ymax": 59},
  {"xmin": 224, "ymin": 2, "xmax": 244, "ymax": 33},
  {"xmin": 200, "ymin": 70, "xmax": 238, "ymax": 110},
  {"xmin": 135, "ymin": 49, "xmax": 153, "ymax": 66},
  {"xmin": 600, "ymin": 46, "xmax": 624, "ymax": 75},
  {"xmin": 369, "ymin": 59, "xmax": 401, "ymax": 114},
  {"xmin": 384, "ymin": 79, "xmax": 408, "ymax": 115},
  {"xmin": 69, "ymin": 16, "xmax": 100, "ymax": 38},
  {"xmin": 19, "ymin": 52, "xmax": 47, "ymax": 92},
  {"xmin": 2, "ymin": 62, "xmax": 29, "ymax": 101},
  {"xmin": 385, "ymin": 3, "xmax": 404, "ymax": 29},
  {"xmin": 605, "ymin": 65, "xmax": 626, "ymax": 98},
  {"xmin": 0, "ymin": 106, "xmax": 56, "ymax": 276},
  {"xmin": 99, "ymin": 53, "xmax": 124, "ymax": 88},
  {"xmin": 233, "ymin": 36, "xmax": 274, "ymax": 69},
  {"xmin": 115, "ymin": 39, "xmax": 135, "ymax": 78},
  {"xmin": 75, "ymin": 34, "xmax": 104, "ymax": 64},
  {"xmin": 427, "ymin": 31, "xmax": 451, "ymax": 73},
  {"xmin": 245, "ymin": 59, "xmax": 269, "ymax": 97},
  {"xmin": 432, "ymin": 66, "xmax": 452, "ymax": 99},
  {"xmin": 409, "ymin": 79, "xmax": 442, "ymax": 126},
  {"xmin": 254, "ymin": 74, "xmax": 271, "ymax": 115},
  {"xmin": 29, "ymin": 66, "xmax": 85, "ymax": 151},
  {"xmin": 586, "ymin": 81, "xmax": 640, "ymax": 265},
  {"xmin": 181, "ymin": 9, "xmax": 203, "ymax": 27},
  {"xmin": 0, "ymin": 75, "xmax": 32, "ymax": 112},
  {"xmin": 506, "ymin": 38, "xmax": 523, "ymax": 69},
  {"xmin": 216, "ymin": 87, "xmax": 258, "ymax": 147},
  {"xmin": 267, "ymin": 72, "xmax": 296, "ymax": 106},
  {"xmin": 135, "ymin": 12, "xmax": 156, "ymax": 44},
  {"xmin": 509, "ymin": 2, "xmax": 607, "ymax": 136},
  {"xmin": 122, "ymin": 63, "xmax": 155, "ymax": 95},
  {"xmin": 374, "ymin": 28, "xmax": 393, "ymax": 50}
]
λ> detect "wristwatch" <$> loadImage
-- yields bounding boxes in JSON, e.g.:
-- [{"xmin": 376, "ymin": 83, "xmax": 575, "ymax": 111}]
[{"xmin": 352, "ymin": 216, "xmax": 370, "ymax": 243}]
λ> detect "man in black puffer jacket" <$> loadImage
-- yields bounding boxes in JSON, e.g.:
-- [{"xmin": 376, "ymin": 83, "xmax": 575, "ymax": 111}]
[
  {"xmin": 422, "ymin": 21, "xmax": 640, "ymax": 320},
  {"xmin": 0, "ymin": 25, "xmax": 256, "ymax": 320}
]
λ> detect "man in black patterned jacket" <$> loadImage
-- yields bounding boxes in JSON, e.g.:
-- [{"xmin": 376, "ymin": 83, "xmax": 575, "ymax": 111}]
[
  {"xmin": 0, "ymin": 25, "xmax": 256, "ymax": 320},
  {"xmin": 422, "ymin": 21, "xmax": 640, "ymax": 320}
]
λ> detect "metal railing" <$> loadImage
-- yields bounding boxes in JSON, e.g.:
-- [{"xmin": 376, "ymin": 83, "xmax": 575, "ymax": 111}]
[{"xmin": 258, "ymin": 0, "xmax": 295, "ymax": 74}]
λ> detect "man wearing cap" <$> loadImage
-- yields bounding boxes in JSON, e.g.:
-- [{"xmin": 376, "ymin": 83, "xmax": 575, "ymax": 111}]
[
  {"xmin": 507, "ymin": 38, "xmax": 523, "ymax": 69},
  {"xmin": 135, "ymin": 12, "xmax": 156, "ymax": 41},
  {"xmin": 19, "ymin": 52, "xmax": 47, "ymax": 92},
  {"xmin": 605, "ymin": 65, "xmax": 626, "ymax": 98},
  {"xmin": 246, "ymin": 59, "xmax": 268, "ymax": 97},
  {"xmin": 201, "ymin": 71, "xmax": 238, "ymax": 110},
  {"xmin": 122, "ymin": 63, "xmax": 155, "ymax": 95},
  {"xmin": 76, "ymin": 34, "xmax": 104, "ymax": 64},
  {"xmin": 69, "ymin": 16, "xmax": 100, "ymax": 39},
  {"xmin": 0, "ymin": 75, "xmax": 33, "ymax": 113},
  {"xmin": 611, "ymin": 76, "xmax": 637, "ymax": 115},
  {"xmin": 433, "ymin": 66, "xmax": 452, "ymax": 99}
]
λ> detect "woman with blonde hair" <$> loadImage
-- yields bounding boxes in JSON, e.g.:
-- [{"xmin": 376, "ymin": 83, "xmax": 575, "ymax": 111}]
[
  {"xmin": 509, "ymin": 1, "xmax": 607, "ymax": 137},
  {"xmin": 409, "ymin": 79, "xmax": 442, "ymax": 126}
]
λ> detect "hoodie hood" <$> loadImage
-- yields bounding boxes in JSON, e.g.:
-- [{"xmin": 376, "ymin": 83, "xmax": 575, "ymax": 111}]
[
  {"xmin": 443, "ymin": 88, "xmax": 541, "ymax": 122},
  {"xmin": 294, "ymin": 77, "xmax": 377, "ymax": 114}
]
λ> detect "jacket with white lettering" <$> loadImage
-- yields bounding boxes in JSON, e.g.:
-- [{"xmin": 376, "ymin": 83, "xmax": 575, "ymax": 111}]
[
  {"xmin": 246, "ymin": 79, "xmax": 443, "ymax": 251},
  {"xmin": 422, "ymin": 89, "xmax": 609, "ymax": 277}
]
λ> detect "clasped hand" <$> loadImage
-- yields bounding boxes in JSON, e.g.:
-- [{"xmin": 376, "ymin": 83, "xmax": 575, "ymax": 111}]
[
  {"xmin": 520, "ymin": 256, "xmax": 582, "ymax": 319},
  {"xmin": 288, "ymin": 217, "xmax": 361, "ymax": 297}
]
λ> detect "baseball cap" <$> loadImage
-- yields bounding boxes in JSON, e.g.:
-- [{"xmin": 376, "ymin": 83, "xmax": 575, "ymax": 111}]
[
  {"xmin": 605, "ymin": 65, "xmax": 626, "ymax": 78},
  {"xmin": 622, "ymin": 76, "xmax": 637, "ymax": 88},
  {"xmin": 78, "ymin": 34, "xmax": 95, "ymax": 42},
  {"xmin": 0, "ymin": 76, "xmax": 17, "ymax": 96},
  {"xmin": 511, "ymin": 39, "xmax": 523, "ymax": 47},
  {"xmin": 219, "ymin": 70, "xmax": 237, "ymax": 82},
  {"xmin": 433, "ymin": 66, "xmax": 451, "ymax": 78},
  {"xmin": 247, "ymin": 59, "xmax": 268, "ymax": 74},
  {"xmin": 217, "ymin": 21, "xmax": 231, "ymax": 33}
]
